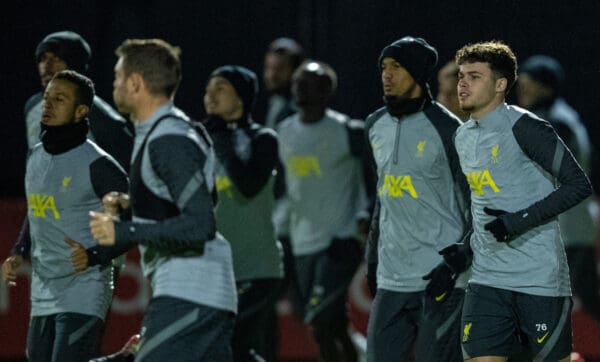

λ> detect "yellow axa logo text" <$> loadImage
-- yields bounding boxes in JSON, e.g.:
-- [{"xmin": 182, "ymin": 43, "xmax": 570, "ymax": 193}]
[
  {"xmin": 379, "ymin": 174, "xmax": 418, "ymax": 199},
  {"xmin": 28, "ymin": 193, "xmax": 61, "ymax": 219},
  {"xmin": 288, "ymin": 156, "xmax": 322, "ymax": 177},
  {"xmin": 465, "ymin": 169, "xmax": 500, "ymax": 195}
]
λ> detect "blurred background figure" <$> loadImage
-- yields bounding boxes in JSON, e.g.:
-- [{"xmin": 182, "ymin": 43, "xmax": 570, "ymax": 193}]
[
  {"xmin": 435, "ymin": 60, "xmax": 469, "ymax": 120},
  {"xmin": 261, "ymin": 37, "xmax": 306, "ymax": 129},
  {"xmin": 203, "ymin": 65, "xmax": 284, "ymax": 362},
  {"xmin": 517, "ymin": 54, "xmax": 600, "ymax": 322},
  {"xmin": 278, "ymin": 60, "xmax": 370, "ymax": 362}
]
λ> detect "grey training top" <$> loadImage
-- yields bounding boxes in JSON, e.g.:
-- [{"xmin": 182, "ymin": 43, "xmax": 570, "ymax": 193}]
[
  {"xmin": 366, "ymin": 102, "xmax": 470, "ymax": 292},
  {"xmin": 26, "ymin": 140, "xmax": 128, "ymax": 320},
  {"xmin": 278, "ymin": 109, "xmax": 369, "ymax": 256},
  {"xmin": 114, "ymin": 102, "xmax": 237, "ymax": 313},
  {"xmin": 454, "ymin": 103, "xmax": 592, "ymax": 297}
]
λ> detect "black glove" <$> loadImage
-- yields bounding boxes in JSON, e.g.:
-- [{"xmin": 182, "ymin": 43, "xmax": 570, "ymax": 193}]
[
  {"xmin": 483, "ymin": 207, "xmax": 509, "ymax": 242},
  {"xmin": 367, "ymin": 262, "xmax": 377, "ymax": 298},
  {"xmin": 440, "ymin": 244, "xmax": 470, "ymax": 273},
  {"xmin": 423, "ymin": 262, "xmax": 457, "ymax": 302},
  {"xmin": 203, "ymin": 115, "xmax": 228, "ymax": 133}
]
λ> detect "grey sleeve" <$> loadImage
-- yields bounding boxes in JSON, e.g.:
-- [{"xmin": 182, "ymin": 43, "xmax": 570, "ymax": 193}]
[
  {"xmin": 503, "ymin": 114, "xmax": 593, "ymax": 235},
  {"xmin": 346, "ymin": 119, "xmax": 376, "ymax": 216},
  {"xmin": 427, "ymin": 104, "xmax": 472, "ymax": 247},
  {"xmin": 114, "ymin": 135, "xmax": 216, "ymax": 249}
]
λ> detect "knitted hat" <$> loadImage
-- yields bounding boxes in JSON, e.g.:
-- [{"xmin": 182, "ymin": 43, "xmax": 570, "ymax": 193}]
[
  {"xmin": 35, "ymin": 31, "xmax": 91, "ymax": 73},
  {"xmin": 519, "ymin": 55, "xmax": 565, "ymax": 91},
  {"xmin": 378, "ymin": 36, "xmax": 438, "ymax": 88},
  {"xmin": 209, "ymin": 65, "xmax": 259, "ymax": 116}
]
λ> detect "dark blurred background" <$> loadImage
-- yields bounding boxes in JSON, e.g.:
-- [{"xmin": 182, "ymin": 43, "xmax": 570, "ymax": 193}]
[{"xmin": 2, "ymin": 0, "xmax": 599, "ymax": 195}]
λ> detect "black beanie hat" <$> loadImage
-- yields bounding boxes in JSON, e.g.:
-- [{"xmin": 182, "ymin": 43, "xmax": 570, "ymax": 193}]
[
  {"xmin": 378, "ymin": 36, "xmax": 438, "ymax": 88},
  {"xmin": 35, "ymin": 31, "xmax": 92, "ymax": 73},
  {"xmin": 209, "ymin": 65, "xmax": 259, "ymax": 116},
  {"xmin": 519, "ymin": 55, "xmax": 565, "ymax": 91}
]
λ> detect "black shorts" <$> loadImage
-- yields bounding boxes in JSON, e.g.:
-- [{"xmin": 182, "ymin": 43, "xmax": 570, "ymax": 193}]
[
  {"xmin": 136, "ymin": 296, "xmax": 236, "ymax": 362},
  {"xmin": 461, "ymin": 283, "xmax": 572, "ymax": 361},
  {"xmin": 366, "ymin": 288, "xmax": 465, "ymax": 362},
  {"xmin": 26, "ymin": 313, "xmax": 103, "ymax": 362},
  {"xmin": 233, "ymin": 278, "xmax": 282, "ymax": 361},
  {"xmin": 291, "ymin": 237, "xmax": 362, "ymax": 324}
]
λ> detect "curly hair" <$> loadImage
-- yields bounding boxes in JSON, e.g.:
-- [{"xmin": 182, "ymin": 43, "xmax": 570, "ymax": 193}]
[{"xmin": 455, "ymin": 41, "xmax": 517, "ymax": 93}]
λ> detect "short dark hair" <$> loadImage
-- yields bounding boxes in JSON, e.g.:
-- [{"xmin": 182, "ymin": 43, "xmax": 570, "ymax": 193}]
[
  {"xmin": 455, "ymin": 41, "xmax": 517, "ymax": 93},
  {"xmin": 267, "ymin": 37, "xmax": 306, "ymax": 69},
  {"xmin": 115, "ymin": 39, "xmax": 182, "ymax": 98},
  {"xmin": 52, "ymin": 69, "xmax": 95, "ymax": 108},
  {"xmin": 295, "ymin": 60, "xmax": 338, "ymax": 94}
]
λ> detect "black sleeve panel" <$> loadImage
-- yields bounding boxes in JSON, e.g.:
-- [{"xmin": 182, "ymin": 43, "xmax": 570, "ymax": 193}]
[
  {"xmin": 365, "ymin": 199, "xmax": 380, "ymax": 265},
  {"xmin": 425, "ymin": 103, "xmax": 473, "ymax": 244},
  {"xmin": 505, "ymin": 114, "xmax": 593, "ymax": 235},
  {"xmin": 210, "ymin": 126, "xmax": 278, "ymax": 198},
  {"xmin": 115, "ymin": 135, "xmax": 216, "ymax": 249},
  {"xmin": 88, "ymin": 98, "xmax": 134, "ymax": 172},
  {"xmin": 90, "ymin": 156, "xmax": 129, "ymax": 200},
  {"xmin": 551, "ymin": 122, "xmax": 580, "ymax": 163},
  {"xmin": 363, "ymin": 108, "xmax": 385, "ymax": 265},
  {"xmin": 11, "ymin": 217, "xmax": 31, "ymax": 259},
  {"xmin": 88, "ymin": 156, "xmax": 131, "ymax": 263},
  {"xmin": 86, "ymin": 242, "xmax": 133, "ymax": 267}
]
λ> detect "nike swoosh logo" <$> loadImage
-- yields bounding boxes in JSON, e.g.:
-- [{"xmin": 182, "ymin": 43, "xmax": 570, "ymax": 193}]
[
  {"xmin": 537, "ymin": 332, "xmax": 549, "ymax": 344},
  {"xmin": 435, "ymin": 292, "xmax": 447, "ymax": 302}
]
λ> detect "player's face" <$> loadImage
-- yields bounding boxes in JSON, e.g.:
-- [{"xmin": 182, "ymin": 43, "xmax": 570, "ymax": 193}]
[
  {"xmin": 291, "ymin": 68, "xmax": 330, "ymax": 109},
  {"xmin": 204, "ymin": 76, "xmax": 243, "ymax": 120},
  {"xmin": 381, "ymin": 57, "xmax": 421, "ymax": 99},
  {"xmin": 112, "ymin": 57, "xmax": 133, "ymax": 115},
  {"xmin": 458, "ymin": 62, "xmax": 505, "ymax": 118},
  {"xmin": 42, "ymin": 79, "xmax": 78, "ymax": 126},
  {"xmin": 38, "ymin": 52, "xmax": 68, "ymax": 88},
  {"xmin": 264, "ymin": 53, "xmax": 294, "ymax": 94}
]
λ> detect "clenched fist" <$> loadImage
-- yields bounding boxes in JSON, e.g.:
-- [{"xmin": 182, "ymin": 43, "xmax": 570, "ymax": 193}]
[
  {"xmin": 102, "ymin": 192, "xmax": 130, "ymax": 218},
  {"xmin": 2, "ymin": 255, "xmax": 23, "ymax": 287},
  {"xmin": 90, "ymin": 211, "xmax": 116, "ymax": 246},
  {"xmin": 66, "ymin": 237, "xmax": 88, "ymax": 272}
]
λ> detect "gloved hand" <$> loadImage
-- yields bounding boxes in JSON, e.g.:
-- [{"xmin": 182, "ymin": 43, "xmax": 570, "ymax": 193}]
[
  {"xmin": 439, "ymin": 244, "xmax": 471, "ymax": 274},
  {"xmin": 423, "ymin": 262, "xmax": 457, "ymax": 302},
  {"xmin": 366, "ymin": 262, "xmax": 377, "ymax": 298},
  {"xmin": 203, "ymin": 115, "xmax": 228, "ymax": 132},
  {"xmin": 483, "ymin": 207, "xmax": 509, "ymax": 242}
]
